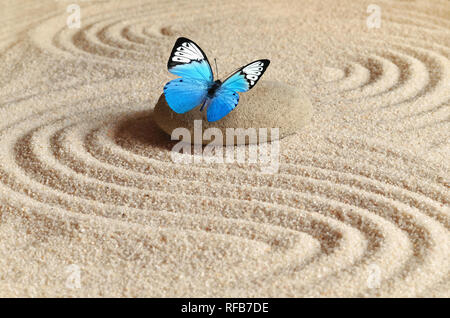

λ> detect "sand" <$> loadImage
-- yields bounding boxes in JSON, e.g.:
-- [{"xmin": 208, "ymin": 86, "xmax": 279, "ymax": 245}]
[{"xmin": 0, "ymin": 0, "xmax": 448, "ymax": 297}]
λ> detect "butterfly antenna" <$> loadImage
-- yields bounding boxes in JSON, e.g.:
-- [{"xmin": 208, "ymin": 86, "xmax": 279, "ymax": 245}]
[
  {"xmin": 200, "ymin": 99, "xmax": 206, "ymax": 112},
  {"xmin": 214, "ymin": 58, "xmax": 219, "ymax": 79}
]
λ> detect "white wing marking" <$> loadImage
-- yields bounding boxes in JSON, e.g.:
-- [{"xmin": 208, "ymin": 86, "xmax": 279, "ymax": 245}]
[{"xmin": 242, "ymin": 61, "xmax": 265, "ymax": 85}]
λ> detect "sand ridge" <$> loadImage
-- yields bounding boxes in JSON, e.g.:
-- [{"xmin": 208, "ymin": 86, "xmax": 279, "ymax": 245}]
[{"xmin": 0, "ymin": 0, "xmax": 448, "ymax": 297}]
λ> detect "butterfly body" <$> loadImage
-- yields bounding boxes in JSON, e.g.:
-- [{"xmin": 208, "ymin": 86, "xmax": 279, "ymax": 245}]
[
  {"xmin": 164, "ymin": 37, "xmax": 270, "ymax": 122},
  {"xmin": 207, "ymin": 80, "xmax": 222, "ymax": 99}
]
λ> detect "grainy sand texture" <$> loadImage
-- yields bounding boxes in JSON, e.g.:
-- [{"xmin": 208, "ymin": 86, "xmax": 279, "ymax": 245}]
[{"xmin": 0, "ymin": 0, "xmax": 449, "ymax": 297}]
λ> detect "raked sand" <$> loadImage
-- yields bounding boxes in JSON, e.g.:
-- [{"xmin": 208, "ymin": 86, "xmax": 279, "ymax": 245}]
[{"xmin": 0, "ymin": 0, "xmax": 449, "ymax": 297}]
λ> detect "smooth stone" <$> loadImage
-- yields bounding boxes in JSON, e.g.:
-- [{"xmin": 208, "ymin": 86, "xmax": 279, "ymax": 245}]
[{"xmin": 153, "ymin": 80, "xmax": 313, "ymax": 145}]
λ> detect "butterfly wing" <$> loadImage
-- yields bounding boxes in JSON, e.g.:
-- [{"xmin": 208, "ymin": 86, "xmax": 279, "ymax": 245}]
[
  {"xmin": 165, "ymin": 37, "xmax": 213, "ymax": 113},
  {"xmin": 164, "ymin": 78, "xmax": 209, "ymax": 114},
  {"xmin": 206, "ymin": 88, "xmax": 240, "ymax": 122},
  {"xmin": 220, "ymin": 59, "xmax": 270, "ymax": 92},
  {"xmin": 206, "ymin": 59, "xmax": 270, "ymax": 122},
  {"xmin": 167, "ymin": 37, "xmax": 213, "ymax": 82}
]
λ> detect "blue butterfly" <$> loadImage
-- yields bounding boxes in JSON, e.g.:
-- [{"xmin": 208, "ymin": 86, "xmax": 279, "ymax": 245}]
[{"xmin": 163, "ymin": 37, "xmax": 270, "ymax": 122}]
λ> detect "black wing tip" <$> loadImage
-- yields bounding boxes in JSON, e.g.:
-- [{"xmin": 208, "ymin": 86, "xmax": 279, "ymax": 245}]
[
  {"xmin": 175, "ymin": 36, "xmax": 191, "ymax": 42},
  {"xmin": 174, "ymin": 37, "xmax": 191, "ymax": 46},
  {"xmin": 167, "ymin": 36, "xmax": 209, "ymax": 70},
  {"xmin": 245, "ymin": 59, "xmax": 270, "ymax": 69},
  {"xmin": 259, "ymin": 59, "xmax": 270, "ymax": 67},
  {"xmin": 168, "ymin": 37, "xmax": 193, "ymax": 70}
]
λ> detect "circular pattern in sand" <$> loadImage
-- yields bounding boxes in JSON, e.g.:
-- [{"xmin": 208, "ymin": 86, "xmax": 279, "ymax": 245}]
[{"xmin": 0, "ymin": 0, "xmax": 448, "ymax": 297}]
